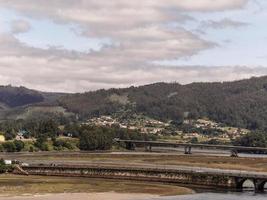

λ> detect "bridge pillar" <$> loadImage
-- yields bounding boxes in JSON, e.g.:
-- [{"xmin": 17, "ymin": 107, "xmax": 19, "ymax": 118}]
[
  {"xmin": 235, "ymin": 178, "xmax": 246, "ymax": 190},
  {"xmin": 145, "ymin": 144, "xmax": 152, "ymax": 152},
  {"xmin": 184, "ymin": 146, "xmax": 192, "ymax": 154},
  {"xmin": 230, "ymin": 149, "xmax": 239, "ymax": 157},
  {"xmin": 254, "ymin": 179, "xmax": 266, "ymax": 192},
  {"xmin": 126, "ymin": 142, "xmax": 136, "ymax": 151}
]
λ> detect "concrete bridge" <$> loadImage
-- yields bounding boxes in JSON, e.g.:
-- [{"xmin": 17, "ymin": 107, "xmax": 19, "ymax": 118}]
[
  {"xmin": 115, "ymin": 139, "xmax": 267, "ymax": 157},
  {"xmin": 14, "ymin": 164, "xmax": 267, "ymax": 192}
]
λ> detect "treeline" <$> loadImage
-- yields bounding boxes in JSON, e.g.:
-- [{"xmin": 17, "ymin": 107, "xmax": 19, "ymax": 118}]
[
  {"xmin": 0, "ymin": 114, "xmax": 156, "ymax": 151},
  {"xmin": 233, "ymin": 131, "xmax": 267, "ymax": 148},
  {"xmin": 0, "ymin": 111, "xmax": 75, "ymax": 140},
  {"xmin": 75, "ymin": 124, "xmax": 157, "ymax": 151},
  {"xmin": 59, "ymin": 76, "xmax": 267, "ymax": 131}
]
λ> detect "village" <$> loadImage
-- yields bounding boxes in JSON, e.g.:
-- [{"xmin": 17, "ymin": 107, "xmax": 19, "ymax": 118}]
[{"xmin": 86, "ymin": 115, "xmax": 249, "ymax": 144}]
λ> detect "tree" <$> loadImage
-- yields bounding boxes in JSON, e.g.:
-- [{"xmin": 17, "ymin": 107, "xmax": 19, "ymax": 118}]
[
  {"xmin": 13, "ymin": 140, "xmax": 25, "ymax": 152},
  {"xmin": 234, "ymin": 131, "xmax": 267, "ymax": 147},
  {"xmin": 79, "ymin": 126, "xmax": 113, "ymax": 151},
  {"xmin": 3, "ymin": 142, "xmax": 16, "ymax": 152},
  {"xmin": 35, "ymin": 134, "xmax": 49, "ymax": 151},
  {"xmin": 38, "ymin": 119, "xmax": 59, "ymax": 139},
  {"xmin": 4, "ymin": 129, "xmax": 16, "ymax": 141}
]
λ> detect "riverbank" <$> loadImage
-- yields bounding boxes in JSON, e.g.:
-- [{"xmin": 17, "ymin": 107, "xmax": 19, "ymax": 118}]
[
  {"xmin": 0, "ymin": 193, "xmax": 156, "ymax": 200},
  {"xmin": 0, "ymin": 175, "xmax": 193, "ymax": 197}
]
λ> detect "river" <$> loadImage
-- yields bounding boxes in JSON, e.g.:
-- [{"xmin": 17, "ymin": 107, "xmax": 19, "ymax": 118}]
[
  {"xmin": 148, "ymin": 192, "xmax": 267, "ymax": 200},
  {"xmin": 0, "ymin": 191, "xmax": 266, "ymax": 200}
]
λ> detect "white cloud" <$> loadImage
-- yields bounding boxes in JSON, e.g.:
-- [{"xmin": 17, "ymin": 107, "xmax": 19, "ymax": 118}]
[
  {"xmin": 10, "ymin": 19, "xmax": 31, "ymax": 34},
  {"xmin": 0, "ymin": 0, "xmax": 258, "ymax": 92}
]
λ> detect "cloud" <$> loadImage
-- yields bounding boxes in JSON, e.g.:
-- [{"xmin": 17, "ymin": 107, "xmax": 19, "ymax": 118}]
[
  {"xmin": 10, "ymin": 19, "xmax": 31, "ymax": 34},
  {"xmin": 0, "ymin": 30, "xmax": 214, "ymax": 92},
  {"xmin": 0, "ymin": 0, "xmax": 257, "ymax": 92},
  {"xmin": 0, "ymin": 33, "xmax": 264, "ymax": 93},
  {"xmin": 201, "ymin": 18, "xmax": 249, "ymax": 30}
]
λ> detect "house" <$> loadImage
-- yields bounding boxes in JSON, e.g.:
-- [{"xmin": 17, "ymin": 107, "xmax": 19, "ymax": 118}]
[
  {"xmin": 0, "ymin": 135, "xmax": 5, "ymax": 142},
  {"xmin": 4, "ymin": 160, "xmax": 12, "ymax": 165}
]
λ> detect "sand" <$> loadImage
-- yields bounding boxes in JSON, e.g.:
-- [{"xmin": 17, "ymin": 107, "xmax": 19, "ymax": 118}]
[{"xmin": 0, "ymin": 192, "xmax": 157, "ymax": 200}]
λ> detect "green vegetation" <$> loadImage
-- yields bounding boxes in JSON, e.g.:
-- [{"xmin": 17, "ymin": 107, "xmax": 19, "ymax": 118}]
[
  {"xmin": 79, "ymin": 126, "xmax": 113, "ymax": 151},
  {"xmin": 77, "ymin": 125, "xmax": 156, "ymax": 151},
  {"xmin": 0, "ymin": 159, "xmax": 11, "ymax": 173},
  {"xmin": 234, "ymin": 131, "xmax": 267, "ymax": 147},
  {"xmin": 0, "ymin": 116, "xmax": 156, "ymax": 152},
  {"xmin": 0, "ymin": 85, "xmax": 44, "ymax": 108},
  {"xmin": 59, "ymin": 76, "xmax": 267, "ymax": 131},
  {"xmin": 2, "ymin": 77, "xmax": 267, "ymax": 151}
]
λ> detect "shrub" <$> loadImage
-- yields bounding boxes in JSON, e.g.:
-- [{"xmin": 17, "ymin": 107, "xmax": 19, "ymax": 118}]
[
  {"xmin": 3, "ymin": 142, "xmax": 16, "ymax": 152},
  {"xmin": 13, "ymin": 140, "xmax": 25, "ymax": 152}
]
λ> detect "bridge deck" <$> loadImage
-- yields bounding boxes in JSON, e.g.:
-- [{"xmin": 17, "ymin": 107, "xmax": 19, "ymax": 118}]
[
  {"xmin": 26, "ymin": 163, "xmax": 267, "ymax": 179},
  {"xmin": 116, "ymin": 139, "xmax": 267, "ymax": 152}
]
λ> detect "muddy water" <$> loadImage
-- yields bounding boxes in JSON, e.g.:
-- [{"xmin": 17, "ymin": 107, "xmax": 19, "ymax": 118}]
[{"xmin": 149, "ymin": 192, "xmax": 267, "ymax": 200}]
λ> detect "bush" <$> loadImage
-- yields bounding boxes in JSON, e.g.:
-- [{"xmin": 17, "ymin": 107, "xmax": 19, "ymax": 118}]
[
  {"xmin": 234, "ymin": 131, "xmax": 267, "ymax": 147},
  {"xmin": 4, "ymin": 131, "xmax": 16, "ymax": 141},
  {"xmin": 53, "ymin": 139, "xmax": 73, "ymax": 150},
  {"xmin": 13, "ymin": 140, "xmax": 25, "ymax": 152},
  {"xmin": 34, "ymin": 135, "xmax": 49, "ymax": 151},
  {"xmin": 0, "ymin": 159, "xmax": 9, "ymax": 173},
  {"xmin": 0, "ymin": 144, "xmax": 3, "ymax": 152},
  {"xmin": 29, "ymin": 146, "xmax": 34, "ymax": 152},
  {"xmin": 3, "ymin": 142, "xmax": 16, "ymax": 152}
]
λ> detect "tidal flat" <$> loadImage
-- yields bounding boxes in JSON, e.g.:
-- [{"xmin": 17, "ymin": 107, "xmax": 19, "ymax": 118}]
[{"xmin": 0, "ymin": 174, "xmax": 193, "ymax": 199}]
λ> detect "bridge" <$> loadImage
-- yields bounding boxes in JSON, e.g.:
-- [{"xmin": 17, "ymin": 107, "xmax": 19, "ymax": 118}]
[
  {"xmin": 114, "ymin": 139, "xmax": 267, "ymax": 157},
  {"xmin": 13, "ymin": 164, "xmax": 267, "ymax": 192}
]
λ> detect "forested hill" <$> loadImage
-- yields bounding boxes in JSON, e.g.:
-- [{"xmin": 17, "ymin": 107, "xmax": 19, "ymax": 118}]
[
  {"xmin": 0, "ymin": 85, "xmax": 44, "ymax": 108},
  {"xmin": 58, "ymin": 76, "xmax": 267, "ymax": 131}
]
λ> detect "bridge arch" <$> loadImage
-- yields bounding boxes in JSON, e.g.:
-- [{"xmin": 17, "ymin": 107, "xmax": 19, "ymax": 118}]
[{"xmin": 236, "ymin": 178, "xmax": 255, "ymax": 191}]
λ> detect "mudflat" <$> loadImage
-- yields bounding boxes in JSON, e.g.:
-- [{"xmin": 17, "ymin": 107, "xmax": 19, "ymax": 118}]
[
  {"xmin": 0, "ymin": 175, "xmax": 193, "ymax": 197},
  {"xmin": 0, "ymin": 193, "xmax": 156, "ymax": 200}
]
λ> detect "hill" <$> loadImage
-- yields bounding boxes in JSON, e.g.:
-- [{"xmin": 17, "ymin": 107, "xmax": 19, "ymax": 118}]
[
  {"xmin": 1, "ymin": 76, "xmax": 267, "ymax": 131},
  {"xmin": 58, "ymin": 76, "xmax": 267, "ymax": 131},
  {"xmin": 0, "ymin": 85, "xmax": 66, "ymax": 120},
  {"xmin": 0, "ymin": 85, "xmax": 45, "ymax": 108}
]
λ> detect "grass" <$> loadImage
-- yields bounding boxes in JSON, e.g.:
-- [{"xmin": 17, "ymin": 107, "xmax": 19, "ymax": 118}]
[{"xmin": 0, "ymin": 174, "xmax": 193, "ymax": 196}]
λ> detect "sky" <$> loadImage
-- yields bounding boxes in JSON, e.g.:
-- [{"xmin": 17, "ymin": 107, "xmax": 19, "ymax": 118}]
[{"xmin": 0, "ymin": 0, "xmax": 267, "ymax": 92}]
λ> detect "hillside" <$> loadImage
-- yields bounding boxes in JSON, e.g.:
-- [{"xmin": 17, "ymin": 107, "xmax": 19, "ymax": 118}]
[
  {"xmin": 0, "ymin": 85, "xmax": 66, "ymax": 120},
  {"xmin": 0, "ymin": 85, "xmax": 44, "ymax": 108},
  {"xmin": 58, "ymin": 76, "xmax": 267, "ymax": 131},
  {"xmin": 1, "ymin": 76, "xmax": 267, "ymax": 131}
]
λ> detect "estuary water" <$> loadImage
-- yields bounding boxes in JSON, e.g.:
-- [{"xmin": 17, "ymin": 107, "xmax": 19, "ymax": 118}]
[
  {"xmin": 0, "ymin": 192, "xmax": 266, "ymax": 200},
  {"xmin": 149, "ymin": 192, "xmax": 267, "ymax": 200}
]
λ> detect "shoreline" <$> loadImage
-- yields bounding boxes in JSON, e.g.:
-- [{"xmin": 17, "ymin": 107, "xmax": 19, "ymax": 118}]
[{"xmin": 0, "ymin": 192, "xmax": 158, "ymax": 200}]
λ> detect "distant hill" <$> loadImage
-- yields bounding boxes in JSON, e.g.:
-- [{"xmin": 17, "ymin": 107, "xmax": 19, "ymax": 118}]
[
  {"xmin": 58, "ymin": 76, "xmax": 267, "ymax": 131},
  {"xmin": 0, "ymin": 85, "xmax": 44, "ymax": 108},
  {"xmin": 0, "ymin": 85, "xmax": 66, "ymax": 120},
  {"xmin": 2, "ymin": 76, "xmax": 267, "ymax": 131}
]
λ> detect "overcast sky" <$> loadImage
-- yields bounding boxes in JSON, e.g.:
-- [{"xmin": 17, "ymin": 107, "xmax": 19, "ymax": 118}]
[{"xmin": 0, "ymin": 0, "xmax": 267, "ymax": 92}]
